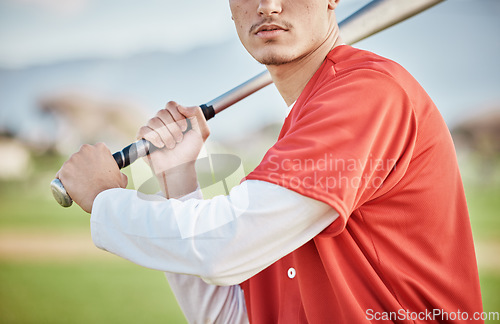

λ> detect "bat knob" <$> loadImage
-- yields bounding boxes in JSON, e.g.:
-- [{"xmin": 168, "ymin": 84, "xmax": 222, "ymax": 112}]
[{"xmin": 50, "ymin": 178, "xmax": 73, "ymax": 207}]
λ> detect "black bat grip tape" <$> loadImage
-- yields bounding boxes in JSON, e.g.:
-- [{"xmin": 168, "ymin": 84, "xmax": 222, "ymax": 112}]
[
  {"xmin": 200, "ymin": 104, "xmax": 215, "ymax": 121},
  {"xmin": 112, "ymin": 144, "xmax": 132, "ymax": 169}
]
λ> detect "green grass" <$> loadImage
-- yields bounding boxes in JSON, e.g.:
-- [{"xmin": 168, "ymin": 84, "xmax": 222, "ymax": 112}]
[
  {"xmin": 466, "ymin": 183, "xmax": 500, "ymax": 241},
  {"xmin": 466, "ymin": 183, "xmax": 500, "ymax": 323},
  {"xmin": 0, "ymin": 153, "xmax": 89, "ymax": 230},
  {"xmin": 479, "ymin": 270, "xmax": 500, "ymax": 323},
  {"xmin": 0, "ymin": 183, "xmax": 88, "ymax": 230},
  {"xmin": 0, "ymin": 259, "xmax": 186, "ymax": 324}
]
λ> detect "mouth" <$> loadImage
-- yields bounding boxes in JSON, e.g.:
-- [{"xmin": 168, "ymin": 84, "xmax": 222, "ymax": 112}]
[{"xmin": 254, "ymin": 23, "xmax": 289, "ymax": 38}]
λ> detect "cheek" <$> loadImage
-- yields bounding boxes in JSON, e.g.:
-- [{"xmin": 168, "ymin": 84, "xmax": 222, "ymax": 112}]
[
  {"xmin": 305, "ymin": 11, "xmax": 330, "ymax": 39},
  {"xmin": 229, "ymin": 0, "xmax": 247, "ymax": 20},
  {"xmin": 233, "ymin": 18, "xmax": 246, "ymax": 38},
  {"xmin": 230, "ymin": 7, "xmax": 251, "ymax": 38}
]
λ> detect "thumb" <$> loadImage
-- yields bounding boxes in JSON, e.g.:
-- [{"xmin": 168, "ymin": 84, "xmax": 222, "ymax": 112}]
[
  {"xmin": 177, "ymin": 105, "xmax": 200, "ymax": 119},
  {"xmin": 178, "ymin": 105, "xmax": 210, "ymax": 139}
]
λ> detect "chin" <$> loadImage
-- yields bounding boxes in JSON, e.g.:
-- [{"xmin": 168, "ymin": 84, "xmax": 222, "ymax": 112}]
[{"xmin": 254, "ymin": 50, "xmax": 298, "ymax": 66}]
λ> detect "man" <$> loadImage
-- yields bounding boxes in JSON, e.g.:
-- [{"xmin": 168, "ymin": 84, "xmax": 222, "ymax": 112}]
[{"xmin": 56, "ymin": 0, "xmax": 484, "ymax": 322}]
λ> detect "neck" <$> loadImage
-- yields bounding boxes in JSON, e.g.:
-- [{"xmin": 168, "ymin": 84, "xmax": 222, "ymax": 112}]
[{"xmin": 266, "ymin": 28, "xmax": 343, "ymax": 106}]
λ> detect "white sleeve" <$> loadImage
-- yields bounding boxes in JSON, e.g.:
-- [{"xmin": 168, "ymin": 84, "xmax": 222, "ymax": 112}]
[{"xmin": 90, "ymin": 180, "xmax": 338, "ymax": 286}]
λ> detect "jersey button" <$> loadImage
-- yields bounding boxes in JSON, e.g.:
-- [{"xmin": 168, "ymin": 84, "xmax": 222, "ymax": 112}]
[{"xmin": 288, "ymin": 267, "xmax": 296, "ymax": 279}]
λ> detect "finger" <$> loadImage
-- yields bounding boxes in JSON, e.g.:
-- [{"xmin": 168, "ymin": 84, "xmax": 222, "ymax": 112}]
[
  {"xmin": 165, "ymin": 101, "xmax": 189, "ymax": 132},
  {"xmin": 147, "ymin": 116, "xmax": 178, "ymax": 149},
  {"xmin": 157, "ymin": 108, "xmax": 183, "ymax": 143},
  {"xmin": 137, "ymin": 125, "xmax": 164, "ymax": 149}
]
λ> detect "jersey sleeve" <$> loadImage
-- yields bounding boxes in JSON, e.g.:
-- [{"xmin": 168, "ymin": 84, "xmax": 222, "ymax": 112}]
[{"xmin": 246, "ymin": 69, "xmax": 418, "ymax": 236}]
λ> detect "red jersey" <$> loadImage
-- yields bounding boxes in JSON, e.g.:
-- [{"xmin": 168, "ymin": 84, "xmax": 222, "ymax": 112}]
[{"xmin": 241, "ymin": 46, "xmax": 483, "ymax": 323}]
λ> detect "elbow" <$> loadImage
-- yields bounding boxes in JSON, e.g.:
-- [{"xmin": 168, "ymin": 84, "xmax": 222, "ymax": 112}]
[
  {"xmin": 197, "ymin": 257, "xmax": 251, "ymax": 287},
  {"xmin": 201, "ymin": 274, "xmax": 236, "ymax": 287}
]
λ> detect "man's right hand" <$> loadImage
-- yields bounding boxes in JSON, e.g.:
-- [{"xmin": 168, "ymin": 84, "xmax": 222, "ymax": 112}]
[{"xmin": 136, "ymin": 101, "xmax": 210, "ymax": 198}]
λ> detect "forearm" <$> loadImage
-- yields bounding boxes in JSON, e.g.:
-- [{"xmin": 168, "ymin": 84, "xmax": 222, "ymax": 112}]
[
  {"xmin": 90, "ymin": 180, "xmax": 338, "ymax": 285},
  {"xmin": 156, "ymin": 162, "xmax": 198, "ymax": 199}
]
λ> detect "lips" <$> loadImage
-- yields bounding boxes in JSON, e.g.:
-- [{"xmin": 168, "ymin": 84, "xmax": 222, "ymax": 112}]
[
  {"xmin": 255, "ymin": 24, "xmax": 288, "ymax": 35},
  {"xmin": 253, "ymin": 23, "xmax": 289, "ymax": 40}
]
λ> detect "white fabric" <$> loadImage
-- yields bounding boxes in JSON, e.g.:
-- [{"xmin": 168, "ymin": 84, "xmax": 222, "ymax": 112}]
[
  {"xmin": 285, "ymin": 100, "xmax": 296, "ymax": 118},
  {"xmin": 91, "ymin": 179, "xmax": 338, "ymax": 322}
]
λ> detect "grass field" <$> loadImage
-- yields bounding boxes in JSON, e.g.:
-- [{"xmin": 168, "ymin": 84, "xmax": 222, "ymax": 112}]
[
  {"xmin": 0, "ymin": 260, "xmax": 187, "ymax": 324},
  {"xmin": 0, "ymin": 152, "xmax": 498, "ymax": 323},
  {"xmin": 466, "ymin": 184, "xmax": 500, "ymax": 322}
]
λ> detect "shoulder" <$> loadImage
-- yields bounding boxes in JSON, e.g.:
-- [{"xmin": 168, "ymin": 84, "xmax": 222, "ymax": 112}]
[
  {"xmin": 316, "ymin": 46, "xmax": 415, "ymax": 95},
  {"xmin": 302, "ymin": 64, "xmax": 412, "ymax": 117},
  {"xmin": 283, "ymin": 46, "xmax": 423, "ymax": 133},
  {"xmin": 327, "ymin": 45, "xmax": 410, "ymax": 81},
  {"xmin": 298, "ymin": 47, "xmax": 411, "ymax": 106}
]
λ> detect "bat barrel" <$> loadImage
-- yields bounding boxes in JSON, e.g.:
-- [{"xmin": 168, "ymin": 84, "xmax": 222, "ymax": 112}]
[
  {"xmin": 339, "ymin": 0, "xmax": 445, "ymax": 45},
  {"xmin": 205, "ymin": 70, "xmax": 273, "ymax": 116}
]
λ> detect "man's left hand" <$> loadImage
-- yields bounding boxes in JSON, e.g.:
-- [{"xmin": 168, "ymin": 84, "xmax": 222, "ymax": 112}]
[{"xmin": 56, "ymin": 143, "xmax": 128, "ymax": 213}]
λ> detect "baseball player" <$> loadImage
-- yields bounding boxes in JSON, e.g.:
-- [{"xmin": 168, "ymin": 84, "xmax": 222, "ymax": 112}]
[{"xmin": 56, "ymin": 0, "xmax": 483, "ymax": 322}]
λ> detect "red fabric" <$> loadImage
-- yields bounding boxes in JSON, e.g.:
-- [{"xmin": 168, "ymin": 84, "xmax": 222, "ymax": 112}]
[{"xmin": 241, "ymin": 46, "xmax": 483, "ymax": 323}]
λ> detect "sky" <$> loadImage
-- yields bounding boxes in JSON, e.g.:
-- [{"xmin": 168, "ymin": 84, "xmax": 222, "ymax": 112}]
[{"xmin": 0, "ymin": 0, "xmax": 499, "ymax": 143}]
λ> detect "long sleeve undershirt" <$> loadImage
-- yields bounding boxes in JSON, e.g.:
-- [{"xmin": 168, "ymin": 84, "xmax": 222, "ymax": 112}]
[{"xmin": 91, "ymin": 179, "xmax": 339, "ymax": 323}]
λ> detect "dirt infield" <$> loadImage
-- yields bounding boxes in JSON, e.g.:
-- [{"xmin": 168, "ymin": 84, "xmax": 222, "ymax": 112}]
[
  {"xmin": 1, "ymin": 230, "xmax": 499, "ymax": 269},
  {"xmin": 0, "ymin": 231, "xmax": 110, "ymax": 261}
]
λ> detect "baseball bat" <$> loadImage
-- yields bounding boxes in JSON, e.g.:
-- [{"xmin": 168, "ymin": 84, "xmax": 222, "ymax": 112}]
[{"xmin": 51, "ymin": 0, "xmax": 445, "ymax": 207}]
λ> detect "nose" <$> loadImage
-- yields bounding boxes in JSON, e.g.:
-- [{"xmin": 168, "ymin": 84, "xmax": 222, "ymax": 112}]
[{"xmin": 258, "ymin": 0, "xmax": 282, "ymax": 16}]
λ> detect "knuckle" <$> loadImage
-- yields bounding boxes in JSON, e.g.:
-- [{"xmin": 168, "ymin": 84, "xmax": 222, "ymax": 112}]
[
  {"xmin": 96, "ymin": 142, "xmax": 109, "ymax": 152},
  {"xmin": 154, "ymin": 116, "xmax": 164, "ymax": 124},
  {"xmin": 165, "ymin": 101, "xmax": 178, "ymax": 109},
  {"xmin": 80, "ymin": 144, "xmax": 91, "ymax": 152},
  {"xmin": 157, "ymin": 109, "xmax": 167, "ymax": 117},
  {"xmin": 136, "ymin": 126, "xmax": 147, "ymax": 138},
  {"xmin": 158, "ymin": 111, "xmax": 174, "ymax": 124},
  {"xmin": 66, "ymin": 153, "xmax": 78, "ymax": 166},
  {"xmin": 148, "ymin": 116, "xmax": 159, "ymax": 125}
]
